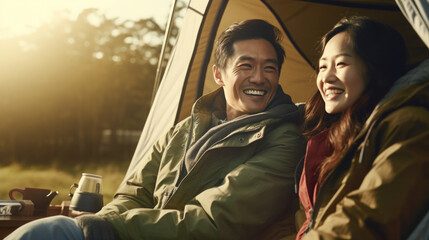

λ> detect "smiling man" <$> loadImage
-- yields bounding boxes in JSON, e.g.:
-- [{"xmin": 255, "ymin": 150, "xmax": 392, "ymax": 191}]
[
  {"xmin": 6, "ymin": 19, "xmax": 305, "ymax": 240},
  {"xmin": 213, "ymin": 38, "xmax": 280, "ymax": 119}
]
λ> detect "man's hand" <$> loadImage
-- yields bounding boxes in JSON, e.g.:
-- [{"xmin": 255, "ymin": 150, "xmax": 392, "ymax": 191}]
[
  {"xmin": 70, "ymin": 210, "xmax": 93, "ymax": 218},
  {"xmin": 75, "ymin": 214, "xmax": 118, "ymax": 240}
]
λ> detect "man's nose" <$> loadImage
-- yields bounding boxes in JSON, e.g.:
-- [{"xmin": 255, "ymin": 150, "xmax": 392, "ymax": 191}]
[{"xmin": 249, "ymin": 67, "xmax": 265, "ymax": 84}]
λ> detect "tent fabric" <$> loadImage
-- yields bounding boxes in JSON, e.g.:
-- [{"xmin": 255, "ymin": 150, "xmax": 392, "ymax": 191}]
[
  {"xmin": 199, "ymin": 0, "xmax": 317, "ymax": 106},
  {"xmin": 124, "ymin": 0, "xmax": 429, "ymax": 181},
  {"xmin": 176, "ymin": 0, "xmax": 229, "ymax": 122},
  {"xmin": 396, "ymin": 0, "xmax": 429, "ymax": 48},
  {"xmin": 265, "ymin": 0, "xmax": 427, "ymax": 67},
  {"xmin": 124, "ymin": 0, "xmax": 210, "ymax": 177},
  {"xmin": 177, "ymin": 0, "xmax": 429, "ymax": 123}
]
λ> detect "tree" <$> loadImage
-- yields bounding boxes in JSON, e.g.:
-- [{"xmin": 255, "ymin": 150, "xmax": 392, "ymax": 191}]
[{"xmin": 0, "ymin": 3, "xmax": 186, "ymax": 165}]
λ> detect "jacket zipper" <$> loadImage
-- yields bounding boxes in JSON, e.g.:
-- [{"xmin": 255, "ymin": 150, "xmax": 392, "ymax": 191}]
[
  {"xmin": 306, "ymin": 170, "xmax": 333, "ymax": 232},
  {"xmin": 305, "ymin": 112, "xmax": 385, "ymax": 232},
  {"xmin": 304, "ymin": 208, "xmax": 314, "ymax": 233},
  {"xmin": 294, "ymin": 155, "xmax": 305, "ymax": 194},
  {"xmin": 306, "ymin": 130, "xmax": 371, "ymax": 231},
  {"xmin": 162, "ymin": 125, "xmax": 263, "ymax": 208}
]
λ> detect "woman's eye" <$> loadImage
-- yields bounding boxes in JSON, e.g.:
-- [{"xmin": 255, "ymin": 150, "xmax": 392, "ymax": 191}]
[
  {"xmin": 336, "ymin": 62, "xmax": 346, "ymax": 67},
  {"xmin": 319, "ymin": 65, "xmax": 327, "ymax": 70}
]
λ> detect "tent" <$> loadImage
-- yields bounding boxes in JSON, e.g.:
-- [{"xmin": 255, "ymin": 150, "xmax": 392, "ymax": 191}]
[{"xmin": 125, "ymin": 0, "xmax": 429, "ymax": 179}]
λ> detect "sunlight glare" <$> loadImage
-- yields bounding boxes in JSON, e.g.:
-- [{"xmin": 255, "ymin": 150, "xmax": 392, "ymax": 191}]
[{"xmin": 0, "ymin": 0, "xmax": 173, "ymax": 38}]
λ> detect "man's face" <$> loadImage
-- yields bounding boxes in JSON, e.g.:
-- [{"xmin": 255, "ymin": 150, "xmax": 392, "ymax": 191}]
[{"xmin": 213, "ymin": 39, "xmax": 280, "ymax": 120}]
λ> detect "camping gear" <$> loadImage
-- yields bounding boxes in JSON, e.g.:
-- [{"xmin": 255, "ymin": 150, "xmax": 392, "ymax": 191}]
[
  {"xmin": 0, "ymin": 200, "xmax": 23, "ymax": 216},
  {"xmin": 9, "ymin": 187, "xmax": 58, "ymax": 215},
  {"xmin": 69, "ymin": 173, "xmax": 103, "ymax": 213}
]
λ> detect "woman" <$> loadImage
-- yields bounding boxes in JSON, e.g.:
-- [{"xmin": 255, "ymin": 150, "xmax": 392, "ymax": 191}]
[{"xmin": 296, "ymin": 16, "xmax": 429, "ymax": 239}]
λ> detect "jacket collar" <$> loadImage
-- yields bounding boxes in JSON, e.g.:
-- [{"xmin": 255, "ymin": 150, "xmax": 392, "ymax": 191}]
[
  {"xmin": 190, "ymin": 86, "xmax": 299, "ymax": 139},
  {"xmin": 191, "ymin": 85, "xmax": 295, "ymax": 117},
  {"xmin": 361, "ymin": 58, "xmax": 429, "ymax": 138},
  {"xmin": 185, "ymin": 85, "xmax": 300, "ymax": 172}
]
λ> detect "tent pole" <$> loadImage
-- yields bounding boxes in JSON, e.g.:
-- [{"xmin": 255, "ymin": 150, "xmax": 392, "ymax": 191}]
[{"xmin": 151, "ymin": 0, "xmax": 178, "ymax": 104}]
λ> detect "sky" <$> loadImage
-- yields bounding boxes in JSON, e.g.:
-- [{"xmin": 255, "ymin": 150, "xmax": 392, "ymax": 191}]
[{"xmin": 0, "ymin": 0, "xmax": 175, "ymax": 38}]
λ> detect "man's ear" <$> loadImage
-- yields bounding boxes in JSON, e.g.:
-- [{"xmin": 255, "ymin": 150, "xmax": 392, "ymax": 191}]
[{"xmin": 212, "ymin": 65, "xmax": 224, "ymax": 86}]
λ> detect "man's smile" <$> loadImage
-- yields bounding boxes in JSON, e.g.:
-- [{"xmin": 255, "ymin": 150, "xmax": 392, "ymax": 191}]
[{"xmin": 243, "ymin": 89, "xmax": 267, "ymax": 96}]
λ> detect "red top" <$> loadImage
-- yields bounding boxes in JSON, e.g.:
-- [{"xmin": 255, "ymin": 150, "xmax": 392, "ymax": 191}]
[{"xmin": 296, "ymin": 130, "xmax": 333, "ymax": 240}]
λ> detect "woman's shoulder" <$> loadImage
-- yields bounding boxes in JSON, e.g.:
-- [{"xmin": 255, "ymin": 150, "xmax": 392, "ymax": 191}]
[
  {"xmin": 372, "ymin": 80, "xmax": 429, "ymax": 127},
  {"xmin": 372, "ymin": 104, "xmax": 429, "ymax": 147}
]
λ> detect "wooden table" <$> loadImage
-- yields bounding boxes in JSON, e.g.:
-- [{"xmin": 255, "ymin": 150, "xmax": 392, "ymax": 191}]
[{"xmin": 0, "ymin": 204, "xmax": 68, "ymax": 238}]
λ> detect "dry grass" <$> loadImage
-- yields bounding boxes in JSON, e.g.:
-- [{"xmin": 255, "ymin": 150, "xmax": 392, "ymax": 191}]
[{"xmin": 0, "ymin": 163, "xmax": 128, "ymax": 206}]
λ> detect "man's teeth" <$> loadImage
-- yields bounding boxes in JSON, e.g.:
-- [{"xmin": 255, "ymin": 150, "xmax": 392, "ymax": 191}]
[{"xmin": 244, "ymin": 89, "xmax": 265, "ymax": 96}]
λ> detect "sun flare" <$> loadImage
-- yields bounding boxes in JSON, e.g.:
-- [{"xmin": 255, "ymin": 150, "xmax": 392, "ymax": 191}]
[{"xmin": 0, "ymin": 0, "xmax": 173, "ymax": 38}]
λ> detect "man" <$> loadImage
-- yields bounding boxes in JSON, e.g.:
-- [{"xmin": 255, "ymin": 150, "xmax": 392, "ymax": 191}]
[{"xmin": 6, "ymin": 19, "xmax": 305, "ymax": 240}]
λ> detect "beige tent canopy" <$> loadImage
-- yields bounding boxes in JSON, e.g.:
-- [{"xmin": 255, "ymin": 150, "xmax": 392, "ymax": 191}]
[{"xmin": 125, "ymin": 0, "xmax": 429, "ymax": 178}]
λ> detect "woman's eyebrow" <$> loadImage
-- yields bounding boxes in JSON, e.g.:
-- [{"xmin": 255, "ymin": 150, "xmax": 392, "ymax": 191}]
[{"xmin": 319, "ymin": 53, "xmax": 353, "ymax": 61}]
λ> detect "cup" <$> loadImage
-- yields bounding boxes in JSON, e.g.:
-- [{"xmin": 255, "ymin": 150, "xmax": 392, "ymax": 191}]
[
  {"xmin": 9, "ymin": 187, "xmax": 58, "ymax": 216},
  {"xmin": 69, "ymin": 173, "xmax": 103, "ymax": 213}
]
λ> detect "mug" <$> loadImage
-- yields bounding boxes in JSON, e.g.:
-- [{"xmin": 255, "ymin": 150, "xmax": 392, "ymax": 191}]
[
  {"xmin": 69, "ymin": 173, "xmax": 103, "ymax": 213},
  {"xmin": 9, "ymin": 187, "xmax": 58, "ymax": 215}
]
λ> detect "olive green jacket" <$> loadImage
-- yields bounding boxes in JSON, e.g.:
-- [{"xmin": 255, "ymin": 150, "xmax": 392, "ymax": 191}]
[
  {"xmin": 303, "ymin": 78, "xmax": 429, "ymax": 239},
  {"xmin": 98, "ymin": 88, "xmax": 305, "ymax": 239}
]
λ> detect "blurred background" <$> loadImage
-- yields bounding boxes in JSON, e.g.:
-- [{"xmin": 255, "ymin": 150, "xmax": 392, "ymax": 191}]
[{"xmin": 0, "ymin": 0, "xmax": 188, "ymax": 205}]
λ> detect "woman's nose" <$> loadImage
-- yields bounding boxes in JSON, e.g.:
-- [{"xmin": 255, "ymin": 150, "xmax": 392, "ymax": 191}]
[{"xmin": 321, "ymin": 67, "xmax": 337, "ymax": 83}]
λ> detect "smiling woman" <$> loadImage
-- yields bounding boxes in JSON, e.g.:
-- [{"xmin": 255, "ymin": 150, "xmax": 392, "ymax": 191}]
[
  {"xmin": 297, "ymin": 16, "xmax": 428, "ymax": 240},
  {"xmin": 317, "ymin": 31, "xmax": 367, "ymax": 114}
]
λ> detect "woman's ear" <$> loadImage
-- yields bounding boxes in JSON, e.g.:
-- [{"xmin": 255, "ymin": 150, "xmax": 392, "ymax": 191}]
[{"xmin": 213, "ymin": 65, "xmax": 224, "ymax": 86}]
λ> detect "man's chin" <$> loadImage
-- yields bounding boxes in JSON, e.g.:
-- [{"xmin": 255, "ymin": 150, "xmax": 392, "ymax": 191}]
[{"xmin": 243, "ymin": 106, "xmax": 267, "ymax": 115}]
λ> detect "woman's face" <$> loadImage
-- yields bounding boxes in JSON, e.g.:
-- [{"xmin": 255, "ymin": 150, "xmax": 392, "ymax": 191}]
[{"xmin": 317, "ymin": 32, "xmax": 367, "ymax": 114}]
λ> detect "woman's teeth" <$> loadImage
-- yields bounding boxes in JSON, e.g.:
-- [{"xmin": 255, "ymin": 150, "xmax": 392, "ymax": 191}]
[{"xmin": 325, "ymin": 89, "xmax": 343, "ymax": 97}]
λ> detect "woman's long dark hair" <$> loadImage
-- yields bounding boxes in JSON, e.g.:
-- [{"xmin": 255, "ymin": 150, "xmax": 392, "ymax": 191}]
[{"xmin": 302, "ymin": 16, "xmax": 408, "ymax": 184}]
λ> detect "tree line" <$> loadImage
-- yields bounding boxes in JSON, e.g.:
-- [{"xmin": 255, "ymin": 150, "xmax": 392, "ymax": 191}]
[{"xmin": 0, "ymin": 6, "xmax": 182, "ymax": 165}]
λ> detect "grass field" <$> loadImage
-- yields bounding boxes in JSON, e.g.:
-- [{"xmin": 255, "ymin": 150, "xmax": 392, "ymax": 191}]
[{"xmin": 1, "ymin": 162, "xmax": 129, "ymax": 206}]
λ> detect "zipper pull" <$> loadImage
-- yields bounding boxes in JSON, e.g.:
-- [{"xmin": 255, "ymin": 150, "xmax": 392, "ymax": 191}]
[
  {"xmin": 304, "ymin": 209, "xmax": 314, "ymax": 233},
  {"xmin": 162, "ymin": 186, "xmax": 178, "ymax": 209}
]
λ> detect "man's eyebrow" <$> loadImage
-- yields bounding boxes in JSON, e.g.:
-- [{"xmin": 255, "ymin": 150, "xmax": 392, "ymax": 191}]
[
  {"xmin": 237, "ymin": 56, "xmax": 254, "ymax": 62},
  {"xmin": 319, "ymin": 53, "xmax": 352, "ymax": 61},
  {"xmin": 266, "ymin": 58, "xmax": 278, "ymax": 65},
  {"xmin": 237, "ymin": 56, "xmax": 278, "ymax": 65}
]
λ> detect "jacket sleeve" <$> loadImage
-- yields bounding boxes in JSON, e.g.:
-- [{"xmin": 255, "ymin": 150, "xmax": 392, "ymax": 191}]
[
  {"xmin": 304, "ymin": 105, "xmax": 429, "ymax": 240},
  {"xmin": 97, "ymin": 126, "xmax": 175, "ymax": 215},
  {"xmin": 97, "ymin": 122, "xmax": 305, "ymax": 240}
]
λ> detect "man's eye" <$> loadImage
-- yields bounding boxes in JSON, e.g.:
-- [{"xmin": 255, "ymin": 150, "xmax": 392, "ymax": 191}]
[
  {"xmin": 265, "ymin": 66, "xmax": 277, "ymax": 72},
  {"xmin": 239, "ymin": 64, "xmax": 252, "ymax": 68}
]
